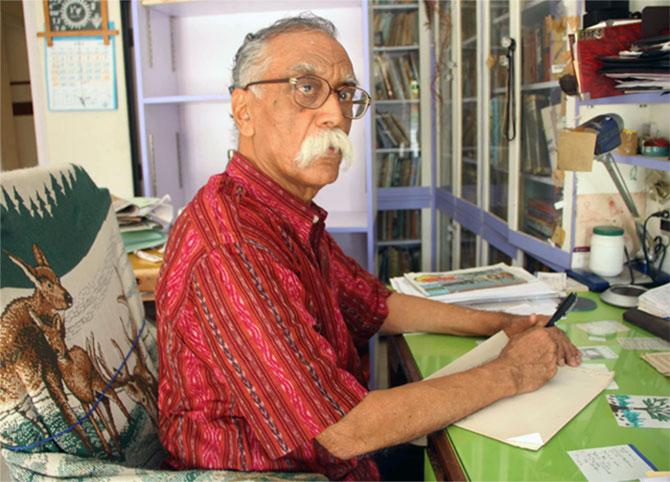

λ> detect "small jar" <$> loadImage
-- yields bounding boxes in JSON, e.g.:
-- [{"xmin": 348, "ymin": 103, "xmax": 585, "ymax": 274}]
[{"xmin": 589, "ymin": 225, "xmax": 624, "ymax": 277}]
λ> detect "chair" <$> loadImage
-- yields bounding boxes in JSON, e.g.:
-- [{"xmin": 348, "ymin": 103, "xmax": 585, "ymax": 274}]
[{"xmin": 0, "ymin": 164, "xmax": 324, "ymax": 481}]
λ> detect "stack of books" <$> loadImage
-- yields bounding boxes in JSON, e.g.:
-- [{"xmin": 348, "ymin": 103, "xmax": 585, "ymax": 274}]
[
  {"xmin": 373, "ymin": 53, "xmax": 420, "ymax": 100},
  {"xmin": 638, "ymin": 283, "xmax": 670, "ymax": 319},
  {"xmin": 112, "ymin": 195, "xmax": 173, "ymax": 253},
  {"xmin": 372, "ymin": 10, "xmax": 417, "ymax": 47}
]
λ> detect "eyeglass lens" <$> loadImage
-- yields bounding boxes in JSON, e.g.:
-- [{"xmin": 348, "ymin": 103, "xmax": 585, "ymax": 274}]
[{"xmin": 293, "ymin": 77, "xmax": 368, "ymax": 119}]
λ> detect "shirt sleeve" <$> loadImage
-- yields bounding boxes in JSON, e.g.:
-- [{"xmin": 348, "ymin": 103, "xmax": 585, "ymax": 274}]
[
  {"xmin": 179, "ymin": 242, "xmax": 370, "ymax": 460},
  {"xmin": 327, "ymin": 234, "xmax": 392, "ymax": 349}
]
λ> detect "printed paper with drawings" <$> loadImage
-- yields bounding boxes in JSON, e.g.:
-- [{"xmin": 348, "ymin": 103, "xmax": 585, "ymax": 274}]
[
  {"xmin": 425, "ymin": 332, "xmax": 613, "ymax": 450},
  {"xmin": 607, "ymin": 395, "xmax": 670, "ymax": 429},
  {"xmin": 403, "ymin": 263, "xmax": 527, "ymax": 298}
]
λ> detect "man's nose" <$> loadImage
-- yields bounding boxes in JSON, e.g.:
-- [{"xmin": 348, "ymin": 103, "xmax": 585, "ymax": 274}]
[{"xmin": 315, "ymin": 91, "xmax": 347, "ymax": 129}]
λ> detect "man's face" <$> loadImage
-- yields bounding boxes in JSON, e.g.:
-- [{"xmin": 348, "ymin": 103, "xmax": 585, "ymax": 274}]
[{"xmin": 243, "ymin": 30, "xmax": 355, "ymax": 200}]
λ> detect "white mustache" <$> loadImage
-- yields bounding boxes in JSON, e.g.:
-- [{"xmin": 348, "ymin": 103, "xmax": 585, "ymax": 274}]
[{"xmin": 294, "ymin": 129, "xmax": 353, "ymax": 170}]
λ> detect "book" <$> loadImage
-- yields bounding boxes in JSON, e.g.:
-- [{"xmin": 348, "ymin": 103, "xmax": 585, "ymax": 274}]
[{"xmin": 404, "ymin": 264, "xmax": 528, "ymax": 298}]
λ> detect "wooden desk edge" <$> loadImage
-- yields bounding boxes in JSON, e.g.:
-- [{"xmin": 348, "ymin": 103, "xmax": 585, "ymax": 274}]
[{"xmin": 388, "ymin": 335, "xmax": 467, "ymax": 482}]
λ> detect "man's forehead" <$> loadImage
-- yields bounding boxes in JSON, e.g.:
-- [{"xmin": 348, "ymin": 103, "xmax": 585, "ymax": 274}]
[
  {"xmin": 267, "ymin": 31, "xmax": 355, "ymax": 80},
  {"xmin": 289, "ymin": 63, "xmax": 357, "ymax": 83}
]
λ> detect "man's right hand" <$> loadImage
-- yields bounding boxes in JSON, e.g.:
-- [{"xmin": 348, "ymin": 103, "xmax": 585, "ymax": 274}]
[{"xmin": 494, "ymin": 327, "xmax": 559, "ymax": 396}]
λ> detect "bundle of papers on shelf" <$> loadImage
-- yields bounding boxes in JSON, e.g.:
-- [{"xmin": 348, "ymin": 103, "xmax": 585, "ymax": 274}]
[
  {"xmin": 637, "ymin": 282, "xmax": 670, "ymax": 318},
  {"xmin": 599, "ymin": 33, "xmax": 670, "ymax": 94},
  {"xmin": 112, "ymin": 195, "xmax": 173, "ymax": 253},
  {"xmin": 391, "ymin": 263, "xmax": 560, "ymax": 315}
]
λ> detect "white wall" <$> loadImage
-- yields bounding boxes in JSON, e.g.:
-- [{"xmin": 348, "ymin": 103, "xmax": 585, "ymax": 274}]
[{"xmin": 22, "ymin": 0, "xmax": 134, "ymax": 198}]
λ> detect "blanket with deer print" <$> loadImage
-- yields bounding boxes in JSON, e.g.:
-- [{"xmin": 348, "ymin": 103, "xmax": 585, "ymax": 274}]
[{"xmin": 0, "ymin": 164, "xmax": 164, "ymax": 468}]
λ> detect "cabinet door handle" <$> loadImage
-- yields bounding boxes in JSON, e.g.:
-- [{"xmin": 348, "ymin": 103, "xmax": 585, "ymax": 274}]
[{"xmin": 502, "ymin": 37, "xmax": 516, "ymax": 142}]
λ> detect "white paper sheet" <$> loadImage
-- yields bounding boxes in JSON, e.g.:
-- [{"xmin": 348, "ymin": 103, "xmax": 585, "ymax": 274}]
[
  {"xmin": 568, "ymin": 445, "xmax": 656, "ymax": 482},
  {"xmin": 577, "ymin": 320, "xmax": 629, "ymax": 336},
  {"xmin": 426, "ymin": 332, "xmax": 614, "ymax": 450},
  {"xmin": 581, "ymin": 363, "xmax": 619, "ymax": 390}
]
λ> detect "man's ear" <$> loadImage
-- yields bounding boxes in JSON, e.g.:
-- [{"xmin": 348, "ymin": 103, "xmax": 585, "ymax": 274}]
[{"xmin": 231, "ymin": 89, "xmax": 255, "ymax": 137}]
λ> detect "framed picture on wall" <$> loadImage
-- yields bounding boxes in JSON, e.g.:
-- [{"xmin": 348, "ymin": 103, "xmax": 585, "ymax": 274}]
[
  {"xmin": 47, "ymin": 0, "xmax": 103, "ymax": 32},
  {"xmin": 38, "ymin": 0, "xmax": 118, "ymax": 46}
]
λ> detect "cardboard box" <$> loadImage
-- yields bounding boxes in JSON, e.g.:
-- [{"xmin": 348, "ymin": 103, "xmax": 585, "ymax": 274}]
[{"xmin": 557, "ymin": 128, "xmax": 597, "ymax": 171}]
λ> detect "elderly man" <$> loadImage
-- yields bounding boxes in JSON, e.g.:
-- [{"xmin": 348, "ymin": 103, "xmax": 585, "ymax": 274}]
[{"xmin": 156, "ymin": 14, "xmax": 580, "ymax": 481}]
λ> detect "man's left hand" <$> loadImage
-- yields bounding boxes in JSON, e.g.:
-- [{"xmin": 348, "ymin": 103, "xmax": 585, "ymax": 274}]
[{"xmin": 501, "ymin": 314, "xmax": 581, "ymax": 367}]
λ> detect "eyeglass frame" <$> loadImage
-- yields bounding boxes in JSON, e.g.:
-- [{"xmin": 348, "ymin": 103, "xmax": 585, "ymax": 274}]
[{"xmin": 228, "ymin": 74, "xmax": 371, "ymax": 120}]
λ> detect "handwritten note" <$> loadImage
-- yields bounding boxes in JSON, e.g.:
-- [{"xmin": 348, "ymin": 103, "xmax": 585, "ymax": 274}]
[{"xmin": 568, "ymin": 445, "xmax": 656, "ymax": 482}]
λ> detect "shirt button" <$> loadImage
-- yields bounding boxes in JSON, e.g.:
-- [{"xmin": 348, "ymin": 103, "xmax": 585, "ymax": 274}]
[{"xmin": 313, "ymin": 215, "xmax": 319, "ymax": 224}]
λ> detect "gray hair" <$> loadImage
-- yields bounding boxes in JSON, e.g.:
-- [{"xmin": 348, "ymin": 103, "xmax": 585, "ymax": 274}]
[{"xmin": 230, "ymin": 14, "xmax": 338, "ymax": 93}]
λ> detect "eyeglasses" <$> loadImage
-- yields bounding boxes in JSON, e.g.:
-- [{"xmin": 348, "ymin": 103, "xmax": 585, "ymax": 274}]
[{"xmin": 233, "ymin": 75, "xmax": 371, "ymax": 120}]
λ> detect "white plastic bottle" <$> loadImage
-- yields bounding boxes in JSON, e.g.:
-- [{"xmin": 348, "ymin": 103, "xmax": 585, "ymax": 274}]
[{"xmin": 589, "ymin": 225, "xmax": 624, "ymax": 277}]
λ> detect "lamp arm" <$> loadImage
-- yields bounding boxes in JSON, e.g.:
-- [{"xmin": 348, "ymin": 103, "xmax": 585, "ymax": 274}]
[{"xmin": 597, "ymin": 152, "xmax": 647, "ymax": 250}]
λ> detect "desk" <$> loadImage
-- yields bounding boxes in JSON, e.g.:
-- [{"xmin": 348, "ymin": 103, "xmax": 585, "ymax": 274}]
[{"xmin": 388, "ymin": 292, "xmax": 670, "ymax": 481}]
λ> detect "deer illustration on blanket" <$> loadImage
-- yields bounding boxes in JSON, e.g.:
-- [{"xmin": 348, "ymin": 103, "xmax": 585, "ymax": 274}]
[{"xmin": 0, "ymin": 243, "xmax": 154, "ymax": 456}]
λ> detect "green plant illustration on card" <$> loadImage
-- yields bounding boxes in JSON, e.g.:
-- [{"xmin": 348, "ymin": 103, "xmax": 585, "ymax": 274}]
[{"xmin": 607, "ymin": 395, "xmax": 670, "ymax": 429}]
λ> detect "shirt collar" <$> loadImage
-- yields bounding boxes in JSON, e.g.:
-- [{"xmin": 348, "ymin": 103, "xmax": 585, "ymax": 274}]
[{"xmin": 225, "ymin": 151, "xmax": 328, "ymax": 239}]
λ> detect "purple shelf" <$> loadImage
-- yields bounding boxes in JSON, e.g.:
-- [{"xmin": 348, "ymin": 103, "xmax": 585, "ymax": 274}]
[
  {"xmin": 578, "ymin": 92, "xmax": 670, "ymax": 106},
  {"xmin": 377, "ymin": 187, "xmax": 431, "ymax": 210},
  {"xmin": 143, "ymin": 94, "xmax": 230, "ymax": 104},
  {"xmin": 612, "ymin": 154, "xmax": 670, "ymax": 172}
]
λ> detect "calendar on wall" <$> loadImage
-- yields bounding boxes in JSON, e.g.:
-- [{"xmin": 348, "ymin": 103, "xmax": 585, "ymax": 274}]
[{"xmin": 46, "ymin": 37, "xmax": 117, "ymax": 111}]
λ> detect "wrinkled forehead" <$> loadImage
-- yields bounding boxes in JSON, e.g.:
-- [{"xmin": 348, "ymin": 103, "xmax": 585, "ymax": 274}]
[{"xmin": 266, "ymin": 31, "xmax": 357, "ymax": 84}]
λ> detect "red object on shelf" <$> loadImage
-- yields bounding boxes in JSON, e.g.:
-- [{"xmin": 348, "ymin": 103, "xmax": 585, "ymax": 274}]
[
  {"xmin": 644, "ymin": 137, "xmax": 669, "ymax": 147},
  {"xmin": 574, "ymin": 21, "xmax": 642, "ymax": 100}
]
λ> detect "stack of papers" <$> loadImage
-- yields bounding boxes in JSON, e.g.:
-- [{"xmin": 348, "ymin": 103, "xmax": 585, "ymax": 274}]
[
  {"xmin": 599, "ymin": 34, "xmax": 670, "ymax": 94},
  {"xmin": 638, "ymin": 283, "xmax": 670, "ymax": 318},
  {"xmin": 112, "ymin": 195, "xmax": 174, "ymax": 253},
  {"xmin": 391, "ymin": 264, "xmax": 559, "ymax": 315}
]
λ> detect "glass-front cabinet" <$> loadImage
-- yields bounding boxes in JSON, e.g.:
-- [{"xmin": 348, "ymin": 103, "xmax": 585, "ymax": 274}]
[
  {"xmin": 435, "ymin": 0, "xmax": 578, "ymax": 272},
  {"xmin": 518, "ymin": 0, "xmax": 568, "ymax": 257},
  {"xmin": 488, "ymin": 0, "xmax": 510, "ymax": 223},
  {"xmin": 435, "ymin": 0, "xmax": 454, "ymax": 272},
  {"xmin": 461, "ymin": 0, "xmax": 478, "ymax": 209}
]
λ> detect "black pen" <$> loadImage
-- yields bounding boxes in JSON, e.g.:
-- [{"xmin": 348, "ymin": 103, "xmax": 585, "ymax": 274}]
[{"xmin": 546, "ymin": 292, "xmax": 577, "ymax": 327}]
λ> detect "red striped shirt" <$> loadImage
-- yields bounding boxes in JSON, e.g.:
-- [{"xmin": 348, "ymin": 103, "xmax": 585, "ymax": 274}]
[{"xmin": 156, "ymin": 152, "xmax": 391, "ymax": 480}]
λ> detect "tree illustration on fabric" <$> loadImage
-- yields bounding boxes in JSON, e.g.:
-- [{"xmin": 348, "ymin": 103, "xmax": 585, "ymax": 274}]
[{"xmin": 0, "ymin": 165, "xmax": 111, "ymax": 288}]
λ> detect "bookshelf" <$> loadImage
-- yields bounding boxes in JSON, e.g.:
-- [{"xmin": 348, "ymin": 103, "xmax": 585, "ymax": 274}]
[
  {"xmin": 434, "ymin": 0, "xmax": 669, "ymax": 274},
  {"xmin": 370, "ymin": 0, "xmax": 433, "ymax": 282},
  {"xmin": 129, "ymin": 0, "xmax": 376, "ymax": 271}
]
